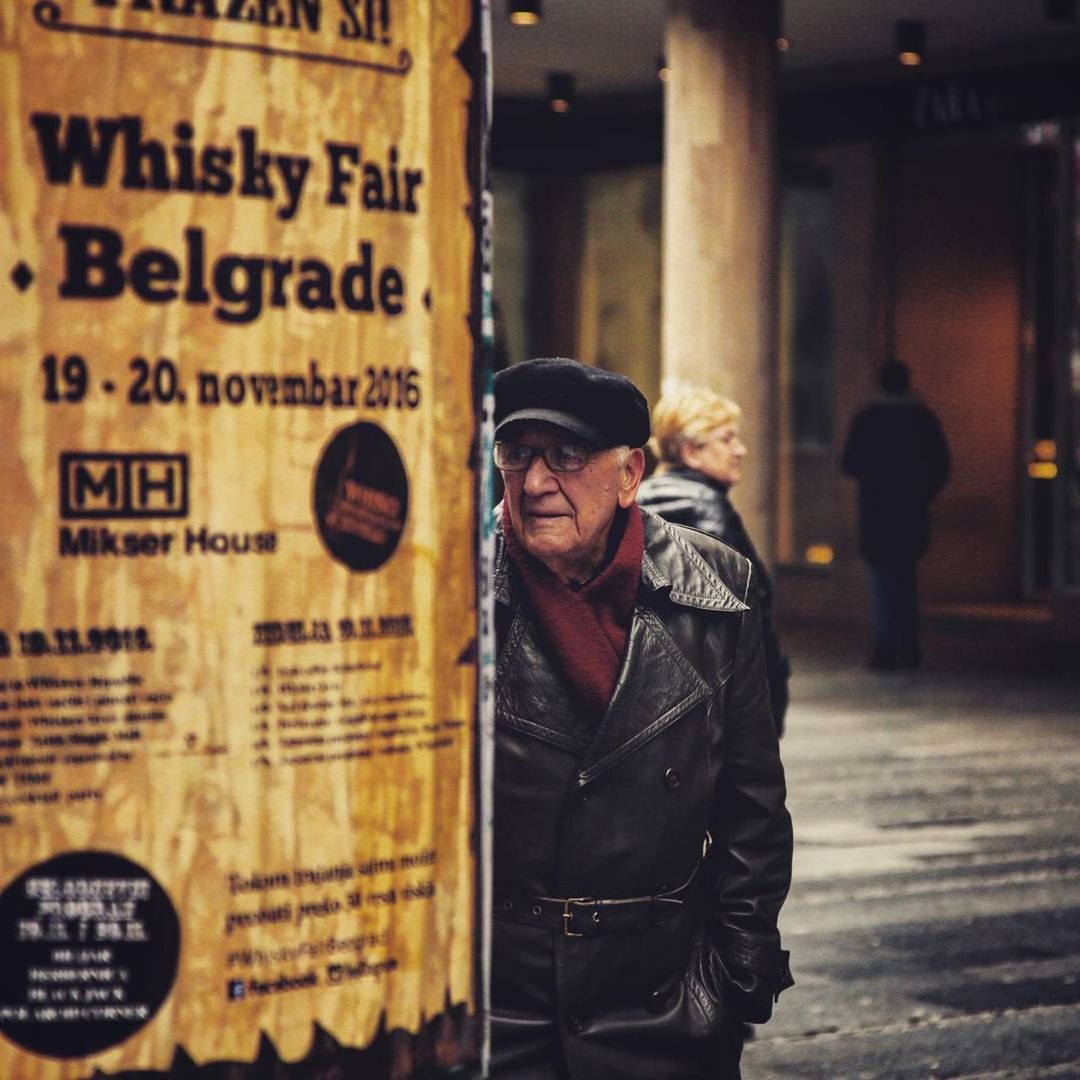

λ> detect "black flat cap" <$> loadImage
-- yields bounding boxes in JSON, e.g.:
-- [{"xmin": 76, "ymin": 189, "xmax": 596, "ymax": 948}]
[{"xmin": 494, "ymin": 357, "xmax": 650, "ymax": 448}]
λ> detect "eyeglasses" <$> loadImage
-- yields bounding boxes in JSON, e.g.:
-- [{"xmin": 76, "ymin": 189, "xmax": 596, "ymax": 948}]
[{"xmin": 493, "ymin": 441, "xmax": 597, "ymax": 474}]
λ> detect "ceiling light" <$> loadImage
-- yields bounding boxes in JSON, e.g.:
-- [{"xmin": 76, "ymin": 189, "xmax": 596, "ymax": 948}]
[
  {"xmin": 1045, "ymin": 0, "xmax": 1077, "ymax": 19},
  {"xmin": 895, "ymin": 19, "xmax": 925, "ymax": 66},
  {"xmin": 775, "ymin": 7, "xmax": 789, "ymax": 53},
  {"xmin": 508, "ymin": 0, "xmax": 541, "ymax": 27},
  {"xmin": 547, "ymin": 72, "xmax": 575, "ymax": 113}
]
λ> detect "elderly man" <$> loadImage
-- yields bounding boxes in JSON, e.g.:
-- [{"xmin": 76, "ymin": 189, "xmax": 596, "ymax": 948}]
[{"xmin": 490, "ymin": 357, "xmax": 793, "ymax": 1080}]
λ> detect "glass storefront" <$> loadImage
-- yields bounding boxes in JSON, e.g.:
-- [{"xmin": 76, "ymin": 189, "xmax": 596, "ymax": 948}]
[
  {"xmin": 1068, "ymin": 130, "xmax": 1080, "ymax": 587},
  {"xmin": 778, "ymin": 165, "xmax": 836, "ymax": 567}
]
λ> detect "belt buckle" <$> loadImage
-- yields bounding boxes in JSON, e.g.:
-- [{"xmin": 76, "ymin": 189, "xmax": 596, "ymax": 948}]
[{"xmin": 562, "ymin": 897, "xmax": 595, "ymax": 938}]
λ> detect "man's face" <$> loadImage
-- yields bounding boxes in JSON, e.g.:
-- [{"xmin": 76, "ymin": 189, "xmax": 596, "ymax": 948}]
[
  {"xmin": 500, "ymin": 423, "xmax": 644, "ymax": 581},
  {"xmin": 681, "ymin": 422, "xmax": 747, "ymax": 488}
]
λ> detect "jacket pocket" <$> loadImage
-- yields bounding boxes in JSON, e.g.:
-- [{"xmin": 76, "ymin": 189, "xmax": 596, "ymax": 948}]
[
  {"xmin": 650, "ymin": 938, "xmax": 742, "ymax": 1050},
  {"xmin": 686, "ymin": 940, "xmax": 733, "ymax": 1033}
]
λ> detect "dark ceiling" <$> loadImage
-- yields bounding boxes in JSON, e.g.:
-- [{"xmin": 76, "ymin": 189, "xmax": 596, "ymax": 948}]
[{"xmin": 491, "ymin": 0, "xmax": 1080, "ymax": 99}]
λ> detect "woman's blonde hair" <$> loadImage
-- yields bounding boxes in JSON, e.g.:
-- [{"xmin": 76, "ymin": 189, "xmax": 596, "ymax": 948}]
[{"xmin": 649, "ymin": 382, "xmax": 742, "ymax": 468}]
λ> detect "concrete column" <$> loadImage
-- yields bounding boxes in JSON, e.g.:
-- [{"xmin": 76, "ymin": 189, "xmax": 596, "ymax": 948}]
[{"xmin": 662, "ymin": 0, "xmax": 780, "ymax": 553}]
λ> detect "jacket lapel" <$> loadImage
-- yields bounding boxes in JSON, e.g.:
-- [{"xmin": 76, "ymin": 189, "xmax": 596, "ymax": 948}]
[
  {"xmin": 578, "ymin": 604, "xmax": 713, "ymax": 784},
  {"xmin": 577, "ymin": 513, "xmax": 749, "ymax": 785}
]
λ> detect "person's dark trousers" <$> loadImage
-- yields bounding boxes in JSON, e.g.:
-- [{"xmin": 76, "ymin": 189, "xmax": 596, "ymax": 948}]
[{"xmin": 869, "ymin": 561, "xmax": 920, "ymax": 670}]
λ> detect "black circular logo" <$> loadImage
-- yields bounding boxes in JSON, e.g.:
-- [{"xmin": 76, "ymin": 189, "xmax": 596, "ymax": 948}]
[
  {"xmin": 313, "ymin": 421, "xmax": 409, "ymax": 572},
  {"xmin": 0, "ymin": 850, "xmax": 180, "ymax": 1059}
]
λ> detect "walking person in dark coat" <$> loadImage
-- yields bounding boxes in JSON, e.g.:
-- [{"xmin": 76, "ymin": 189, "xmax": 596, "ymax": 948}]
[
  {"xmin": 841, "ymin": 358, "xmax": 950, "ymax": 670},
  {"xmin": 637, "ymin": 384, "xmax": 790, "ymax": 736},
  {"xmin": 490, "ymin": 358, "xmax": 793, "ymax": 1080}
]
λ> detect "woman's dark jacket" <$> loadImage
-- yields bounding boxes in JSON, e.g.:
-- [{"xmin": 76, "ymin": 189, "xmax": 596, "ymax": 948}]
[
  {"xmin": 491, "ymin": 508, "xmax": 793, "ymax": 1080},
  {"xmin": 637, "ymin": 468, "xmax": 790, "ymax": 735}
]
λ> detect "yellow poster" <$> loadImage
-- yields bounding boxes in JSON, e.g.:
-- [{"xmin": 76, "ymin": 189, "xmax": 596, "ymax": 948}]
[{"xmin": 0, "ymin": 0, "xmax": 483, "ymax": 1075}]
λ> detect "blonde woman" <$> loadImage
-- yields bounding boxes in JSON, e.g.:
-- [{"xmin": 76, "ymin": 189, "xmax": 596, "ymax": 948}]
[{"xmin": 638, "ymin": 384, "xmax": 790, "ymax": 734}]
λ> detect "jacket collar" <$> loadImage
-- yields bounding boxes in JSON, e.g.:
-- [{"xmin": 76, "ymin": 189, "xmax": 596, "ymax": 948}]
[
  {"xmin": 492, "ymin": 504, "xmax": 747, "ymax": 614},
  {"xmin": 658, "ymin": 465, "xmax": 731, "ymax": 496},
  {"xmin": 639, "ymin": 509, "xmax": 748, "ymax": 612},
  {"xmin": 491, "ymin": 504, "xmax": 514, "ymax": 606}
]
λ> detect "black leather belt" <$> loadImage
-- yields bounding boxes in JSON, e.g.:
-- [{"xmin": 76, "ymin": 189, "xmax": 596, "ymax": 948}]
[
  {"xmin": 494, "ymin": 860, "xmax": 702, "ymax": 938},
  {"xmin": 494, "ymin": 891, "xmax": 690, "ymax": 937}
]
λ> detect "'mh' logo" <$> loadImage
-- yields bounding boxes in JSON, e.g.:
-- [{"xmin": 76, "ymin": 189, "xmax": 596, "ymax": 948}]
[{"xmin": 60, "ymin": 452, "xmax": 189, "ymax": 519}]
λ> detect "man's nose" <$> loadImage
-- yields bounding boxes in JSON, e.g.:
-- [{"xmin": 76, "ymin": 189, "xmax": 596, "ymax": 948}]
[{"xmin": 522, "ymin": 453, "xmax": 558, "ymax": 493}]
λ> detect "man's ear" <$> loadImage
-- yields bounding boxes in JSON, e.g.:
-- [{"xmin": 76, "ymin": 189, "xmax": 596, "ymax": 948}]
[{"xmin": 618, "ymin": 448, "xmax": 646, "ymax": 508}]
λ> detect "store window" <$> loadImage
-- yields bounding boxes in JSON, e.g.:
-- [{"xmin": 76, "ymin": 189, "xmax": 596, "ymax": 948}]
[
  {"xmin": 1068, "ymin": 132, "xmax": 1080, "ymax": 588},
  {"xmin": 778, "ymin": 163, "xmax": 836, "ymax": 567}
]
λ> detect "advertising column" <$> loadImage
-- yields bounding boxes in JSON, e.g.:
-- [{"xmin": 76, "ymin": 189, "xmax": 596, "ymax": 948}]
[{"xmin": 0, "ymin": 0, "xmax": 485, "ymax": 1075}]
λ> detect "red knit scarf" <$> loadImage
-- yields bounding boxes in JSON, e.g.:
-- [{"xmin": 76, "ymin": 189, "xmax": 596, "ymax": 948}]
[{"xmin": 502, "ymin": 501, "xmax": 644, "ymax": 716}]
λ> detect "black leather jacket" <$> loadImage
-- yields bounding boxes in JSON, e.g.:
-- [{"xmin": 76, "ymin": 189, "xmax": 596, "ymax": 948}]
[
  {"xmin": 491, "ymin": 508, "xmax": 793, "ymax": 1080},
  {"xmin": 638, "ymin": 468, "xmax": 790, "ymax": 735}
]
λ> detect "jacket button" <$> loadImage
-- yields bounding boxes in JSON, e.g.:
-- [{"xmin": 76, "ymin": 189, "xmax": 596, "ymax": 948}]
[
  {"xmin": 646, "ymin": 988, "xmax": 669, "ymax": 1015},
  {"xmin": 664, "ymin": 768, "xmax": 680, "ymax": 789},
  {"xmin": 566, "ymin": 1013, "xmax": 587, "ymax": 1035}
]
